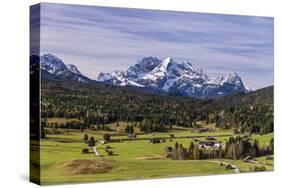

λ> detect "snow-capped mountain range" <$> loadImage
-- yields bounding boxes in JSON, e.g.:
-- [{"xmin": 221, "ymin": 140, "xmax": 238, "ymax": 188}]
[
  {"xmin": 98, "ymin": 56, "xmax": 249, "ymax": 99},
  {"xmin": 34, "ymin": 53, "xmax": 249, "ymax": 99},
  {"xmin": 39, "ymin": 54, "xmax": 90, "ymax": 82}
]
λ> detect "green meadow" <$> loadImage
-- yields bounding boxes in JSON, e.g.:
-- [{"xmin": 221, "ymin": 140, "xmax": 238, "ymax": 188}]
[{"xmin": 37, "ymin": 126, "xmax": 273, "ymax": 185}]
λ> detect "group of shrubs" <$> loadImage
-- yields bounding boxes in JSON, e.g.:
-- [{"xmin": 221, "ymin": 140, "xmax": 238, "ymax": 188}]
[
  {"xmin": 81, "ymin": 134, "xmax": 96, "ymax": 154},
  {"xmin": 104, "ymin": 145, "xmax": 114, "ymax": 156},
  {"xmin": 149, "ymin": 138, "xmax": 167, "ymax": 144},
  {"xmin": 81, "ymin": 133, "xmax": 113, "ymax": 156}
]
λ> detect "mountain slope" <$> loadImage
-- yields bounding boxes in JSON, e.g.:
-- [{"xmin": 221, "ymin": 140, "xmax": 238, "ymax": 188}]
[
  {"xmin": 38, "ymin": 54, "xmax": 91, "ymax": 83},
  {"xmin": 67, "ymin": 64, "xmax": 82, "ymax": 75},
  {"xmin": 98, "ymin": 57, "xmax": 248, "ymax": 99}
]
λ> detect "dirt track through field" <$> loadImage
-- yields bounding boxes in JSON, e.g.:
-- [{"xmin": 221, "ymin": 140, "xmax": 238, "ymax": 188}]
[{"xmin": 93, "ymin": 140, "xmax": 105, "ymax": 156}]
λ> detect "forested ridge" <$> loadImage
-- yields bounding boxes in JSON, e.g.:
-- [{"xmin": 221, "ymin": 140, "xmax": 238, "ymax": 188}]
[{"xmin": 41, "ymin": 79, "xmax": 273, "ymax": 134}]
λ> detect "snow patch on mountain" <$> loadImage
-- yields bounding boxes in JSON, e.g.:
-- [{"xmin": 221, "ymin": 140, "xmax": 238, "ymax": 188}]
[
  {"xmin": 40, "ymin": 53, "xmax": 67, "ymax": 75},
  {"xmin": 67, "ymin": 64, "xmax": 82, "ymax": 75},
  {"xmin": 40, "ymin": 54, "xmax": 89, "ymax": 83}
]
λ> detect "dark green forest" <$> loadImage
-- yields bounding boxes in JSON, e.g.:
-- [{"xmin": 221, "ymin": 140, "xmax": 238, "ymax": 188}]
[{"xmin": 41, "ymin": 79, "xmax": 273, "ymax": 134}]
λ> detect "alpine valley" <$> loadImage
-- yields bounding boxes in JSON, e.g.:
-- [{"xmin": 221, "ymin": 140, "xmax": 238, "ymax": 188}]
[
  {"xmin": 31, "ymin": 53, "xmax": 274, "ymax": 185},
  {"xmin": 29, "ymin": 4, "xmax": 274, "ymax": 185}
]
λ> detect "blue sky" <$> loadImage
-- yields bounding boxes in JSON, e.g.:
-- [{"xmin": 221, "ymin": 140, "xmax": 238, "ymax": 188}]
[{"xmin": 33, "ymin": 3, "xmax": 273, "ymax": 89}]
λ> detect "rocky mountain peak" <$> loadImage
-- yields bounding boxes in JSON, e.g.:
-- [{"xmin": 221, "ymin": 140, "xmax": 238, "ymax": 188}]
[{"xmin": 97, "ymin": 56, "xmax": 248, "ymax": 99}]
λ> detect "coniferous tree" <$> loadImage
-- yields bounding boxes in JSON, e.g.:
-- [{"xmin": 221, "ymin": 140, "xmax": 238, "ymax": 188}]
[
  {"xmin": 41, "ymin": 126, "xmax": 46, "ymax": 138},
  {"xmin": 188, "ymin": 142, "xmax": 195, "ymax": 159},
  {"xmin": 41, "ymin": 119, "xmax": 47, "ymax": 138},
  {"xmin": 269, "ymin": 137, "xmax": 274, "ymax": 154},
  {"xmin": 129, "ymin": 125, "xmax": 134, "ymax": 133},
  {"xmin": 252, "ymin": 139, "xmax": 260, "ymax": 157},
  {"xmin": 103, "ymin": 133, "xmax": 111, "ymax": 142},
  {"xmin": 88, "ymin": 136, "xmax": 95, "ymax": 147},
  {"xmin": 83, "ymin": 134, "xmax": 89, "ymax": 143},
  {"xmin": 80, "ymin": 125, "xmax": 84, "ymax": 132},
  {"xmin": 125, "ymin": 125, "xmax": 129, "ymax": 133}
]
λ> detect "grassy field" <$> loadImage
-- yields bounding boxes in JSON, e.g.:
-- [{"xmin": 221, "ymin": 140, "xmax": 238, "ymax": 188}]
[
  {"xmin": 37, "ymin": 120, "xmax": 274, "ymax": 185},
  {"xmin": 39, "ymin": 138, "xmax": 230, "ymax": 185}
]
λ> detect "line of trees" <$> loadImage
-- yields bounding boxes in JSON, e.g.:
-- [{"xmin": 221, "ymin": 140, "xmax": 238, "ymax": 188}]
[
  {"xmin": 224, "ymin": 136, "xmax": 273, "ymax": 160},
  {"xmin": 165, "ymin": 136, "xmax": 274, "ymax": 160},
  {"xmin": 215, "ymin": 106, "xmax": 273, "ymax": 134}
]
